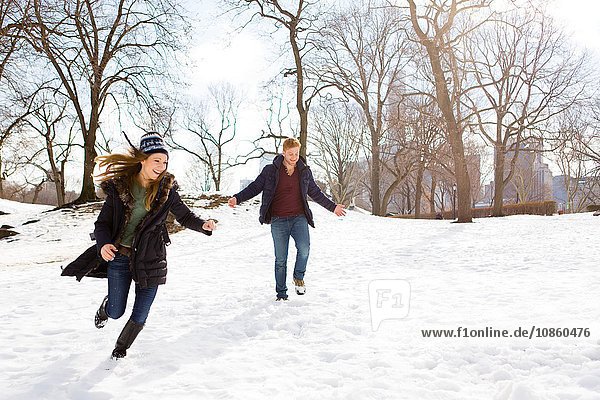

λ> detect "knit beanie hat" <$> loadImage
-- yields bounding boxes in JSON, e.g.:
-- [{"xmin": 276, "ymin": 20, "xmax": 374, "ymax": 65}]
[{"xmin": 139, "ymin": 132, "xmax": 168, "ymax": 156}]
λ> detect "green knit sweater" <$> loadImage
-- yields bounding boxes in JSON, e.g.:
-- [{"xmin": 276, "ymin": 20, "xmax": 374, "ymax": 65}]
[{"xmin": 120, "ymin": 181, "xmax": 148, "ymax": 247}]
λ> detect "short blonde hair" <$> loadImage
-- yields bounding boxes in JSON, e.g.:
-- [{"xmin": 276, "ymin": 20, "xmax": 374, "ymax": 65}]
[{"xmin": 283, "ymin": 137, "xmax": 301, "ymax": 151}]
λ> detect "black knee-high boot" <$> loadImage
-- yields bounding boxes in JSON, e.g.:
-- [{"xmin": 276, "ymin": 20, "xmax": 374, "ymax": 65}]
[{"xmin": 111, "ymin": 319, "xmax": 144, "ymax": 359}]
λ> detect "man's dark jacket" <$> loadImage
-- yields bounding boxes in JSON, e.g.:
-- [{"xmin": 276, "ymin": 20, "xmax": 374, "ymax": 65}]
[
  {"xmin": 233, "ymin": 155, "xmax": 336, "ymax": 227},
  {"xmin": 62, "ymin": 173, "xmax": 211, "ymax": 288}
]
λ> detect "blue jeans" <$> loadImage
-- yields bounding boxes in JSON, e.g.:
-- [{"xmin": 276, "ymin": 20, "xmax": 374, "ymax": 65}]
[
  {"xmin": 106, "ymin": 254, "xmax": 158, "ymax": 324},
  {"xmin": 270, "ymin": 215, "xmax": 310, "ymax": 299}
]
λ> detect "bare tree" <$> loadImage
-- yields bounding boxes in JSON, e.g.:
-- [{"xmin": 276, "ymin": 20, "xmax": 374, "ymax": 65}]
[
  {"xmin": 251, "ymin": 87, "xmax": 296, "ymax": 158},
  {"xmin": 0, "ymin": 0, "xmax": 34, "ymax": 196},
  {"xmin": 0, "ymin": 0, "xmax": 30, "ymax": 81},
  {"xmin": 0, "ymin": 88, "xmax": 38, "ymax": 197},
  {"xmin": 0, "ymin": 131, "xmax": 23, "ymax": 197},
  {"xmin": 393, "ymin": 95, "xmax": 446, "ymax": 217},
  {"xmin": 406, "ymin": 0, "xmax": 493, "ymax": 222},
  {"xmin": 310, "ymin": 99, "xmax": 366, "ymax": 205},
  {"xmin": 379, "ymin": 110, "xmax": 420, "ymax": 216},
  {"xmin": 24, "ymin": 0, "xmax": 190, "ymax": 203},
  {"xmin": 0, "ymin": 127, "xmax": 38, "ymax": 199},
  {"xmin": 0, "ymin": 110, "xmax": 27, "ymax": 196},
  {"xmin": 226, "ymin": 0, "xmax": 325, "ymax": 158},
  {"xmin": 555, "ymin": 100, "xmax": 600, "ymax": 179},
  {"xmin": 22, "ymin": 90, "xmax": 77, "ymax": 206},
  {"xmin": 168, "ymin": 84, "xmax": 243, "ymax": 191},
  {"xmin": 316, "ymin": 2, "xmax": 412, "ymax": 216},
  {"xmin": 466, "ymin": 7, "xmax": 587, "ymax": 215},
  {"xmin": 551, "ymin": 108, "xmax": 600, "ymax": 212},
  {"xmin": 184, "ymin": 163, "xmax": 212, "ymax": 193}
]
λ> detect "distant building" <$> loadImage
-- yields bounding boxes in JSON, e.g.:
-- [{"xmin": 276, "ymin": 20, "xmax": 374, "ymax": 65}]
[
  {"xmin": 487, "ymin": 138, "xmax": 553, "ymax": 204},
  {"xmin": 553, "ymin": 175, "xmax": 600, "ymax": 212},
  {"xmin": 553, "ymin": 175, "xmax": 571, "ymax": 211},
  {"xmin": 482, "ymin": 182, "xmax": 493, "ymax": 206}
]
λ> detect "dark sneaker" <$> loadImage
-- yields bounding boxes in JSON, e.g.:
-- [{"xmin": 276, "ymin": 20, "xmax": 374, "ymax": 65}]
[
  {"xmin": 294, "ymin": 278, "xmax": 306, "ymax": 295},
  {"xmin": 276, "ymin": 297, "xmax": 289, "ymax": 301},
  {"xmin": 95, "ymin": 296, "xmax": 109, "ymax": 329}
]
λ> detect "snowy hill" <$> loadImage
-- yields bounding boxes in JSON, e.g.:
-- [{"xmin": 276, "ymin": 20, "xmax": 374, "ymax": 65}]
[{"xmin": 1, "ymin": 197, "xmax": 599, "ymax": 400}]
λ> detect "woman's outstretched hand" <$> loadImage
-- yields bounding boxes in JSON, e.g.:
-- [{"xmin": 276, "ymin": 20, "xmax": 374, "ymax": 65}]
[
  {"xmin": 203, "ymin": 219, "xmax": 217, "ymax": 231},
  {"xmin": 228, "ymin": 197, "xmax": 237, "ymax": 208},
  {"xmin": 101, "ymin": 243, "xmax": 117, "ymax": 261}
]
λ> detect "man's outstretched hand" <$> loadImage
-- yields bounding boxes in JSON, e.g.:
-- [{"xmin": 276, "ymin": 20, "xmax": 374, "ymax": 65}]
[
  {"xmin": 228, "ymin": 197, "xmax": 237, "ymax": 208},
  {"xmin": 334, "ymin": 204, "xmax": 346, "ymax": 217}
]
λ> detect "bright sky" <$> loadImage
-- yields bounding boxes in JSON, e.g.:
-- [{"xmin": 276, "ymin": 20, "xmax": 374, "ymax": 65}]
[
  {"xmin": 186, "ymin": 0, "xmax": 600, "ymax": 88},
  {"xmin": 549, "ymin": 0, "xmax": 600, "ymax": 53}
]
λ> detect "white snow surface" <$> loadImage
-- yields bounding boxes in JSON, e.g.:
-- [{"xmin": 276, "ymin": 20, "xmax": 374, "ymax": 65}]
[{"xmin": 1, "ymin": 197, "xmax": 599, "ymax": 400}]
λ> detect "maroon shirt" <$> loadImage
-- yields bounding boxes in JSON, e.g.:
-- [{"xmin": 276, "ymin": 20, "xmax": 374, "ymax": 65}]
[{"xmin": 270, "ymin": 165, "xmax": 305, "ymax": 217}]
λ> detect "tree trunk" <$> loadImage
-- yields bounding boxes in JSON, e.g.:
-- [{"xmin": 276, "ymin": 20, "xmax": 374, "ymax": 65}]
[
  {"xmin": 54, "ymin": 174, "xmax": 65, "ymax": 206},
  {"xmin": 450, "ymin": 137, "xmax": 472, "ymax": 222},
  {"xmin": 0, "ymin": 154, "xmax": 3, "ymax": 198},
  {"xmin": 405, "ymin": 181, "xmax": 412, "ymax": 214},
  {"xmin": 59, "ymin": 160, "xmax": 67, "ymax": 206},
  {"xmin": 407, "ymin": 0, "xmax": 472, "ymax": 222},
  {"xmin": 364, "ymin": 110, "xmax": 382, "ymax": 216},
  {"xmin": 32, "ymin": 180, "xmax": 45, "ymax": 204},
  {"xmin": 440, "ymin": 191, "xmax": 445, "ymax": 212},
  {"xmin": 45, "ymin": 135, "xmax": 66, "ymax": 206},
  {"xmin": 415, "ymin": 160, "xmax": 424, "ymax": 218},
  {"xmin": 74, "ymin": 84, "xmax": 101, "ymax": 204},
  {"xmin": 74, "ymin": 126, "xmax": 98, "ymax": 204},
  {"xmin": 299, "ymin": 107, "xmax": 308, "ymax": 159},
  {"xmin": 289, "ymin": 23, "xmax": 308, "ymax": 159},
  {"xmin": 425, "ymin": 43, "xmax": 472, "ymax": 222},
  {"xmin": 380, "ymin": 175, "xmax": 404, "ymax": 216},
  {"xmin": 371, "ymin": 142, "xmax": 381, "ymax": 216},
  {"xmin": 216, "ymin": 151, "xmax": 222, "ymax": 192},
  {"xmin": 492, "ymin": 145, "xmax": 506, "ymax": 216},
  {"xmin": 430, "ymin": 175, "xmax": 436, "ymax": 213}
]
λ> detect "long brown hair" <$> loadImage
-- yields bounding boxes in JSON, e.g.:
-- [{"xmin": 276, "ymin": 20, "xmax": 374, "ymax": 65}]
[{"xmin": 95, "ymin": 147, "xmax": 168, "ymax": 211}]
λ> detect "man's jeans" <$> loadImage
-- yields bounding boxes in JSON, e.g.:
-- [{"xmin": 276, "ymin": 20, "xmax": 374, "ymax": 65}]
[
  {"xmin": 106, "ymin": 254, "xmax": 158, "ymax": 324},
  {"xmin": 270, "ymin": 215, "xmax": 310, "ymax": 299}
]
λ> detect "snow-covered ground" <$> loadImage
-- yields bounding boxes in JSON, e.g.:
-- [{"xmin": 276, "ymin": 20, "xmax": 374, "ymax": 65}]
[{"xmin": 1, "ymin": 197, "xmax": 599, "ymax": 400}]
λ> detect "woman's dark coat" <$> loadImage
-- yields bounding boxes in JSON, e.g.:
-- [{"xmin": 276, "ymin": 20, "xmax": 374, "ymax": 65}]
[
  {"xmin": 233, "ymin": 155, "xmax": 336, "ymax": 228},
  {"xmin": 62, "ymin": 173, "xmax": 211, "ymax": 288}
]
